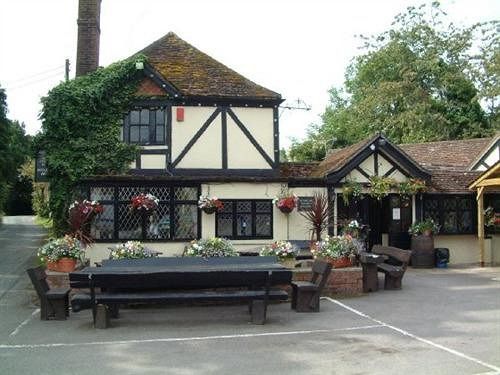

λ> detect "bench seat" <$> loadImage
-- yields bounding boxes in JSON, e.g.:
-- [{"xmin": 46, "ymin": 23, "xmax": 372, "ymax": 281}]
[
  {"xmin": 372, "ymin": 245, "xmax": 411, "ymax": 290},
  {"xmin": 72, "ymin": 289, "xmax": 288, "ymax": 309}
]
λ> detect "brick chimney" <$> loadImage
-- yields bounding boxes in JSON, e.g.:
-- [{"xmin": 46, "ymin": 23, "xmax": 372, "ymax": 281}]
[{"xmin": 75, "ymin": 0, "xmax": 101, "ymax": 77}]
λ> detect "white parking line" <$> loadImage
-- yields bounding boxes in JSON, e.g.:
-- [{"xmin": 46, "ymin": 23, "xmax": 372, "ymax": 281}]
[
  {"xmin": 324, "ymin": 297, "xmax": 500, "ymax": 373},
  {"xmin": 0, "ymin": 324, "xmax": 383, "ymax": 349},
  {"xmin": 9, "ymin": 309, "xmax": 39, "ymax": 337}
]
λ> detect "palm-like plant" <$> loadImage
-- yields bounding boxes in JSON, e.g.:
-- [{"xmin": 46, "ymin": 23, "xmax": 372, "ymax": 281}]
[{"xmin": 299, "ymin": 192, "xmax": 330, "ymax": 241}]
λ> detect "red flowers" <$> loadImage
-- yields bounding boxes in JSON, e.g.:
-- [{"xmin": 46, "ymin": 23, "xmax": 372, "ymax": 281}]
[
  {"xmin": 130, "ymin": 193, "xmax": 159, "ymax": 212},
  {"xmin": 68, "ymin": 200, "xmax": 103, "ymax": 246}
]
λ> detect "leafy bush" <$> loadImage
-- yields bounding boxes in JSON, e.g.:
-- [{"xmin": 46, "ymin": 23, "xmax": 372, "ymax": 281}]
[{"xmin": 33, "ymin": 184, "xmax": 51, "ymax": 218}]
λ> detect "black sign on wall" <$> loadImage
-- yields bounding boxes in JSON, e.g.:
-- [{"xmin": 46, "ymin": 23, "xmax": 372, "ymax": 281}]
[{"xmin": 35, "ymin": 151, "xmax": 48, "ymax": 182}]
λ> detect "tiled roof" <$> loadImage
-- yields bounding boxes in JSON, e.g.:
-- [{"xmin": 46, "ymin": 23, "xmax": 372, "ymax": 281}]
[
  {"xmin": 138, "ymin": 32, "xmax": 281, "ymax": 100},
  {"xmin": 399, "ymin": 138, "xmax": 492, "ymax": 171},
  {"xmin": 310, "ymin": 136, "xmax": 376, "ymax": 177},
  {"xmin": 280, "ymin": 162, "xmax": 320, "ymax": 178},
  {"xmin": 426, "ymin": 171, "xmax": 481, "ymax": 193}
]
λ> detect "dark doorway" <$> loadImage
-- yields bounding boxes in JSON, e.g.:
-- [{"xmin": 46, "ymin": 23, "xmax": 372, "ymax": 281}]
[{"xmin": 336, "ymin": 193, "xmax": 412, "ymax": 250}]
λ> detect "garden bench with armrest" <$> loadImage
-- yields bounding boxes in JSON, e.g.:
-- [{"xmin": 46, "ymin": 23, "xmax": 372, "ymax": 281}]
[
  {"xmin": 26, "ymin": 266, "xmax": 70, "ymax": 320},
  {"xmin": 371, "ymin": 245, "xmax": 412, "ymax": 290},
  {"xmin": 69, "ymin": 265, "xmax": 291, "ymax": 329}
]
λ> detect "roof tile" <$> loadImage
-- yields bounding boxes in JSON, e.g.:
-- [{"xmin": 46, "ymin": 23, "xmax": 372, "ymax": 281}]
[{"xmin": 138, "ymin": 32, "xmax": 281, "ymax": 100}]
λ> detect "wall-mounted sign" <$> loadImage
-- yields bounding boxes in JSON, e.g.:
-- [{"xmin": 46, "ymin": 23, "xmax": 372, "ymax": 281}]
[
  {"xmin": 392, "ymin": 208, "xmax": 401, "ymax": 221},
  {"xmin": 298, "ymin": 196, "xmax": 314, "ymax": 211},
  {"xmin": 35, "ymin": 151, "xmax": 48, "ymax": 182}
]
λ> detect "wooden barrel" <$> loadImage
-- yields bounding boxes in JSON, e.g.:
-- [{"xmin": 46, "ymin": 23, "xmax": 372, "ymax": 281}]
[
  {"xmin": 411, "ymin": 235, "xmax": 434, "ymax": 253},
  {"xmin": 411, "ymin": 235, "xmax": 435, "ymax": 268}
]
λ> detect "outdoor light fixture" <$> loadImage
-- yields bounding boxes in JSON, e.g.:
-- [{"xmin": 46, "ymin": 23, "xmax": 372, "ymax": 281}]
[
  {"xmin": 135, "ymin": 61, "xmax": 144, "ymax": 70},
  {"xmin": 370, "ymin": 144, "xmax": 376, "ymax": 151}
]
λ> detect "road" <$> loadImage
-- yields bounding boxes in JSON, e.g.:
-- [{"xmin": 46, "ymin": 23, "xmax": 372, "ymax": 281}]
[{"xmin": 0, "ymin": 216, "xmax": 46, "ymax": 333}]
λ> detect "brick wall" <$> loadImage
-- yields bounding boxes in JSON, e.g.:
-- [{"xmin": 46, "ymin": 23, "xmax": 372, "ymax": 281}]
[
  {"xmin": 292, "ymin": 267, "xmax": 363, "ymax": 297},
  {"xmin": 76, "ymin": 0, "xmax": 101, "ymax": 77}
]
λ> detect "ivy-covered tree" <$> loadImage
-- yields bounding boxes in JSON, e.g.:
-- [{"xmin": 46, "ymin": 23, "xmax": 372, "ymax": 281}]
[
  {"xmin": 0, "ymin": 86, "xmax": 30, "ymax": 213},
  {"xmin": 289, "ymin": 2, "xmax": 498, "ymax": 161},
  {"xmin": 37, "ymin": 58, "xmax": 143, "ymax": 234}
]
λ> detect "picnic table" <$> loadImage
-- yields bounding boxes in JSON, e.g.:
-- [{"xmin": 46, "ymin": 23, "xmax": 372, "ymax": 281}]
[{"xmin": 69, "ymin": 256, "xmax": 292, "ymax": 328}]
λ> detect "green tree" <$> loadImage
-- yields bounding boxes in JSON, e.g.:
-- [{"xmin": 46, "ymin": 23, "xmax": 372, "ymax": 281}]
[
  {"xmin": 289, "ymin": 2, "xmax": 498, "ymax": 161},
  {"xmin": 0, "ymin": 86, "xmax": 30, "ymax": 213}
]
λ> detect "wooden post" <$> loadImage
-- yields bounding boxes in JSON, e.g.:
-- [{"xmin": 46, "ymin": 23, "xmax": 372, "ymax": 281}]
[{"xmin": 477, "ymin": 186, "xmax": 485, "ymax": 267}]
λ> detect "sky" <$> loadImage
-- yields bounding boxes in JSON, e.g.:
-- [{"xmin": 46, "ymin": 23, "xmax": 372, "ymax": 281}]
[{"xmin": 0, "ymin": 0, "xmax": 498, "ymax": 148}]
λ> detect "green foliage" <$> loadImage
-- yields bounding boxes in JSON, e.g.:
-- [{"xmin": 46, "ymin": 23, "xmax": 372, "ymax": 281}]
[
  {"xmin": 289, "ymin": 2, "xmax": 498, "ymax": 161},
  {"xmin": 37, "ymin": 58, "xmax": 143, "ymax": 234},
  {"xmin": 0, "ymin": 86, "xmax": 31, "ymax": 212},
  {"xmin": 341, "ymin": 180, "xmax": 362, "ymax": 205},
  {"xmin": 369, "ymin": 176, "xmax": 395, "ymax": 201},
  {"xmin": 32, "ymin": 183, "xmax": 51, "ymax": 218}
]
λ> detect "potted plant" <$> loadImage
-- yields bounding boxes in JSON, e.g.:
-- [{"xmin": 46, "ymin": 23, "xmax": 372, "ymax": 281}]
[
  {"xmin": 68, "ymin": 199, "xmax": 103, "ymax": 246},
  {"xmin": 183, "ymin": 237, "xmax": 239, "ymax": 257},
  {"xmin": 260, "ymin": 240, "xmax": 295, "ymax": 268},
  {"xmin": 369, "ymin": 176, "xmax": 394, "ymax": 201},
  {"xmin": 341, "ymin": 180, "xmax": 362, "ymax": 205},
  {"xmin": 198, "ymin": 195, "xmax": 224, "ymax": 214},
  {"xmin": 37, "ymin": 235, "xmax": 85, "ymax": 273},
  {"xmin": 408, "ymin": 218, "xmax": 440, "ymax": 237},
  {"xmin": 312, "ymin": 235, "xmax": 356, "ymax": 268},
  {"xmin": 273, "ymin": 187, "xmax": 299, "ymax": 214},
  {"xmin": 130, "ymin": 193, "xmax": 159, "ymax": 214},
  {"xmin": 109, "ymin": 241, "xmax": 160, "ymax": 259},
  {"xmin": 299, "ymin": 191, "xmax": 330, "ymax": 242},
  {"xmin": 409, "ymin": 218, "xmax": 440, "ymax": 267}
]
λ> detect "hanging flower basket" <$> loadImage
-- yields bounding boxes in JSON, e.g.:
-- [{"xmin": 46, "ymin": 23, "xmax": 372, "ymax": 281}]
[
  {"xmin": 278, "ymin": 206, "xmax": 294, "ymax": 214},
  {"xmin": 130, "ymin": 193, "xmax": 159, "ymax": 214},
  {"xmin": 202, "ymin": 206, "xmax": 218, "ymax": 214},
  {"xmin": 198, "ymin": 196, "xmax": 224, "ymax": 214}
]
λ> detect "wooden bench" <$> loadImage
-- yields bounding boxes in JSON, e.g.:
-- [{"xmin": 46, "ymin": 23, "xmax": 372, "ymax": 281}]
[
  {"xmin": 372, "ymin": 245, "xmax": 412, "ymax": 290},
  {"xmin": 69, "ymin": 266, "xmax": 291, "ymax": 329},
  {"xmin": 26, "ymin": 266, "xmax": 70, "ymax": 320},
  {"xmin": 291, "ymin": 260, "xmax": 332, "ymax": 312}
]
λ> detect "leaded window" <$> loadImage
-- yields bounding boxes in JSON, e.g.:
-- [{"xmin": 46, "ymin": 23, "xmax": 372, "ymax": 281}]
[
  {"xmin": 216, "ymin": 200, "xmax": 272, "ymax": 239},
  {"xmin": 125, "ymin": 108, "xmax": 165, "ymax": 145},
  {"xmin": 89, "ymin": 185, "xmax": 199, "ymax": 241},
  {"xmin": 422, "ymin": 195, "xmax": 476, "ymax": 234}
]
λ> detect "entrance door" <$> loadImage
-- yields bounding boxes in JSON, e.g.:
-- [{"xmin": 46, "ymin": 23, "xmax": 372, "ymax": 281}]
[{"xmin": 387, "ymin": 195, "xmax": 412, "ymax": 249}]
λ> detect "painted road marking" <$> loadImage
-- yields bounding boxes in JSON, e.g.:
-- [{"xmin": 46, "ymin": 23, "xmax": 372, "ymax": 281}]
[
  {"xmin": 0, "ymin": 324, "xmax": 383, "ymax": 349},
  {"xmin": 9, "ymin": 309, "xmax": 40, "ymax": 337},
  {"xmin": 324, "ymin": 297, "xmax": 500, "ymax": 373}
]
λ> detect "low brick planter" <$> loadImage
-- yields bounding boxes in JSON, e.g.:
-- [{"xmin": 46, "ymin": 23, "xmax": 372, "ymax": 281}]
[{"xmin": 292, "ymin": 267, "xmax": 363, "ymax": 297}]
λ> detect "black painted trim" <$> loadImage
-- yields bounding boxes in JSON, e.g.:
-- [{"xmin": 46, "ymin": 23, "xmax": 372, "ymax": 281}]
[
  {"xmin": 143, "ymin": 63, "xmax": 181, "ymax": 97},
  {"xmin": 133, "ymin": 96, "xmax": 283, "ymax": 108},
  {"xmin": 171, "ymin": 108, "xmax": 222, "ymax": 168},
  {"xmin": 227, "ymin": 108, "xmax": 275, "ymax": 168},
  {"xmin": 221, "ymin": 108, "xmax": 228, "ymax": 169},
  {"xmin": 374, "ymin": 152, "xmax": 379, "ymax": 176},
  {"xmin": 166, "ymin": 104, "xmax": 172, "ymax": 168},
  {"xmin": 355, "ymin": 166, "xmax": 371, "ymax": 180},
  {"xmin": 273, "ymin": 106, "xmax": 280, "ymax": 166},
  {"xmin": 139, "ymin": 149, "xmax": 168, "ymax": 155},
  {"xmin": 171, "ymin": 168, "xmax": 280, "ymax": 177},
  {"xmin": 326, "ymin": 135, "xmax": 430, "ymax": 183},
  {"xmin": 383, "ymin": 166, "xmax": 397, "ymax": 178}
]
